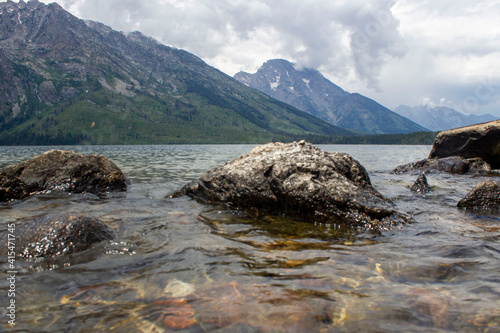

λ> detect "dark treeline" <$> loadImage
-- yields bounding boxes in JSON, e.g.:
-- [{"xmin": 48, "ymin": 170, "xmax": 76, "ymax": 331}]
[
  {"xmin": 299, "ymin": 131, "xmax": 439, "ymax": 145},
  {"xmin": 0, "ymin": 130, "xmax": 439, "ymax": 146},
  {"xmin": 0, "ymin": 130, "xmax": 92, "ymax": 145}
]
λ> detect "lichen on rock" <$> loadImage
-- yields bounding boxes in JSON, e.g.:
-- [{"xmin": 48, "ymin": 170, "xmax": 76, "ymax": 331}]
[{"xmin": 175, "ymin": 141, "xmax": 410, "ymax": 230}]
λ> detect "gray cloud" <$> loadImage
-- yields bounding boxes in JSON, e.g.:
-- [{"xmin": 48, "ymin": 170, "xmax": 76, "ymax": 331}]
[
  {"xmin": 344, "ymin": 1, "xmax": 408, "ymax": 89},
  {"xmin": 45, "ymin": 0, "xmax": 408, "ymax": 89}
]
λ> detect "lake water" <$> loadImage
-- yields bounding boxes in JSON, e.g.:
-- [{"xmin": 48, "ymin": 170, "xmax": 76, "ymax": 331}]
[{"xmin": 1, "ymin": 144, "xmax": 499, "ymax": 332}]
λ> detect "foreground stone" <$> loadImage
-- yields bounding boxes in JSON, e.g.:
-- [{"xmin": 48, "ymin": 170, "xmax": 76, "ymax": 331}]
[
  {"xmin": 174, "ymin": 141, "xmax": 409, "ymax": 229},
  {"xmin": 428, "ymin": 120, "xmax": 500, "ymax": 169},
  {"xmin": 457, "ymin": 180, "xmax": 500, "ymax": 209},
  {"xmin": 0, "ymin": 215, "xmax": 114, "ymax": 258},
  {"xmin": 0, "ymin": 150, "xmax": 127, "ymax": 201},
  {"xmin": 392, "ymin": 156, "xmax": 491, "ymax": 175},
  {"xmin": 410, "ymin": 174, "xmax": 431, "ymax": 194}
]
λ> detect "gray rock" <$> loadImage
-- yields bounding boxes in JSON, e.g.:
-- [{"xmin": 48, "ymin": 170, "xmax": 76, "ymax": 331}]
[
  {"xmin": 457, "ymin": 180, "xmax": 500, "ymax": 209},
  {"xmin": 392, "ymin": 156, "xmax": 491, "ymax": 175},
  {"xmin": 0, "ymin": 150, "xmax": 127, "ymax": 201},
  {"xmin": 174, "ymin": 141, "xmax": 410, "ymax": 230},
  {"xmin": 1, "ymin": 215, "xmax": 114, "ymax": 258},
  {"xmin": 410, "ymin": 174, "xmax": 431, "ymax": 194},
  {"xmin": 428, "ymin": 120, "xmax": 500, "ymax": 169}
]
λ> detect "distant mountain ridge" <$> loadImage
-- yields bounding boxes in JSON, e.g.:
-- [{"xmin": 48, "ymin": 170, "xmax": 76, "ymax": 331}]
[
  {"xmin": 394, "ymin": 105, "xmax": 498, "ymax": 131},
  {"xmin": 0, "ymin": 0, "xmax": 353, "ymax": 145},
  {"xmin": 235, "ymin": 59, "xmax": 427, "ymax": 134}
]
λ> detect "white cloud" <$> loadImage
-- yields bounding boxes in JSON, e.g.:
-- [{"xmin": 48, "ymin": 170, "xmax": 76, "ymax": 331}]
[
  {"xmin": 385, "ymin": 0, "xmax": 500, "ymax": 115},
  {"xmin": 5, "ymin": 0, "xmax": 500, "ymax": 116}
]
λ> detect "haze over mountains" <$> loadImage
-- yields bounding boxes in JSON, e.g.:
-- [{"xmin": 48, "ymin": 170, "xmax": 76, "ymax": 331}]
[
  {"xmin": 235, "ymin": 59, "xmax": 427, "ymax": 134},
  {"xmin": 394, "ymin": 105, "xmax": 498, "ymax": 131},
  {"xmin": 0, "ymin": 0, "xmax": 356, "ymax": 145}
]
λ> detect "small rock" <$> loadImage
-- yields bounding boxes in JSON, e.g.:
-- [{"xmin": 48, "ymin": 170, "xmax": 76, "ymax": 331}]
[
  {"xmin": 410, "ymin": 174, "xmax": 431, "ymax": 194},
  {"xmin": 0, "ymin": 150, "xmax": 128, "ymax": 201},
  {"xmin": 152, "ymin": 298, "xmax": 197, "ymax": 330},
  {"xmin": 457, "ymin": 180, "xmax": 500, "ymax": 209},
  {"xmin": 164, "ymin": 279, "xmax": 196, "ymax": 298},
  {"xmin": 0, "ymin": 215, "xmax": 114, "ymax": 258}
]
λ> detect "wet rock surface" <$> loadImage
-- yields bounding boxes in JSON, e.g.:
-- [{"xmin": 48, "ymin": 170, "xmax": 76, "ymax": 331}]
[
  {"xmin": 411, "ymin": 174, "xmax": 431, "ymax": 194},
  {"xmin": 0, "ymin": 150, "xmax": 127, "ymax": 201},
  {"xmin": 457, "ymin": 180, "xmax": 500, "ymax": 209},
  {"xmin": 0, "ymin": 215, "xmax": 114, "ymax": 258},
  {"xmin": 428, "ymin": 120, "xmax": 500, "ymax": 169},
  {"xmin": 392, "ymin": 156, "xmax": 491, "ymax": 175},
  {"xmin": 175, "ymin": 141, "xmax": 410, "ymax": 229}
]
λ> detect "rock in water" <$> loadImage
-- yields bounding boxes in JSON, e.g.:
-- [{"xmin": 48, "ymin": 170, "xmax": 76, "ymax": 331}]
[
  {"xmin": 428, "ymin": 120, "xmax": 500, "ymax": 169},
  {"xmin": 175, "ymin": 141, "xmax": 409, "ymax": 230},
  {"xmin": 0, "ymin": 150, "xmax": 127, "ymax": 201},
  {"xmin": 392, "ymin": 156, "xmax": 491, "ymax": 175},
  {"xmin": 164, "ymin": 279, "xmax": 196, "ymax": 298},
  {"xmin": 410, "ymin": 174, "xmax": 431, "ymax": 194},
  {"xmin": 0, "ymin": 215, "xmax": 114, "ymax": 258},
  {"xmin": 457, "ymin": 180, "xmax": 500, "ymax": 209}
]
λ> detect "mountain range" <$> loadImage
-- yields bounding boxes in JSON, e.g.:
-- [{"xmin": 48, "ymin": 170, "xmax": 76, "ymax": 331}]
[
  {"xmin": 394, "ymin": 105, "xmax": 498, "ymax": 131},
  {"xmin": 235, "ymin": 59, "xmax": 427, "ymax": 134},
  {"xmin": 0, "ymin": 0, "xmax": 354, "ymax": 145}
]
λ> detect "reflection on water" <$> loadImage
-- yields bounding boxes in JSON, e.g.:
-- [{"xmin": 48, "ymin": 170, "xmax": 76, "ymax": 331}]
[{"xmin": 1, "ymin": 145, "xmax": 499, "ymax": 332}]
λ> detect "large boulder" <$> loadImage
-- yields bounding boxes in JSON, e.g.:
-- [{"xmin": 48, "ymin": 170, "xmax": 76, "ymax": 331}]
[
  {"xmin": 428, "ymin": 120, "xmax": 500, "ymax": 169},
  {"xmin": 0, "ymin": 215, "xmax": 114, "ymax": 258},
  {"xmin": 392, "ymin": 156, "xmax": 491, "ymax": 175},
  {"xmin": 0, "ymin": 150, "xmax": 127, "ymax": 201},
  {"xmin": 174, "ymin": 141, "xmax": 410, "ymax": 229},
  {"xmin": 457, "ymin": 180, "xmax": 500, "ymax": 209}
]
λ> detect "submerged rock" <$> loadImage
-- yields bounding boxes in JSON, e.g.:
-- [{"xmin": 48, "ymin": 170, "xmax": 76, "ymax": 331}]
[
  {"xmin": 152, "ymin": 298, "xmax": 197, "ymax": 330},
  {"xmin": 410, "ymin": 174, "xmax": 431, "ymax": 194},
  {"xmin": 174, "ymin": 141, "xmax": 410, "ymax": 230},
  {"xmin": 392, "ymin": 156, "xmax": 491, "ymax": 175},
  {"xmin": 457, "ymin": 180, "xmax": 500, "ymax": 209},
  {"xmin": 0, "ymin": 215, "xmax": 114, "ymax": 258},
  {"xmin": 0, "ymin": 150, "xmax": 127, "ymax": 201},
  {"xmin": 428, "ymin": 120, "xmax": 500, "ymax": 169},
  {"xmin": 164, "ymin": 279, "xmax": 196, "ymax": 298}
]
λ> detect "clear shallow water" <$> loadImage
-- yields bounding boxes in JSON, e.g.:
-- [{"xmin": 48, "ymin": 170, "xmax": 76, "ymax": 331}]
[{"xmin": 0, "ymin": 144, "xmax": 499, "ymax": 332}]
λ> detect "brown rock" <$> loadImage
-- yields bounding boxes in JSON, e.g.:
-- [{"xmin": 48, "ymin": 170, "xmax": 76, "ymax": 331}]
[
  {"xmin": 152, "ymin": 298, "xmax": 197, "ymax": 330},
  {"xmin": 0, "ymin": 150, "xmax": 127, "ymax": 201},
  {"xmin": 428, "ymin": 120, "xmax": 500, "ymax": 169},
  {"xmin": 457, "ymin": 180, "xmax": 500, "ymax": 209},
  {"xmin": 175, "ymin": 141, "xmax": 410, "ymax": 230}
]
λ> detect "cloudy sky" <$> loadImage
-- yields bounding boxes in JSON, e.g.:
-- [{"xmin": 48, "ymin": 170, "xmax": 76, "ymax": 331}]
[{"xmin": 28, "ymin": 0, "xmax": 500, "ymax": 116}]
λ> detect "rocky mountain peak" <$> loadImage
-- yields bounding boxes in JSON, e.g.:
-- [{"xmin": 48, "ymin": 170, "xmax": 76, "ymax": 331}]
[
  {"xmin": 235, "ymin": 59, "xmax": 426, "ymax": 134},
  {"xmin": 237, "ymin": 59, "xmax": 346, "ymax": 97}
]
